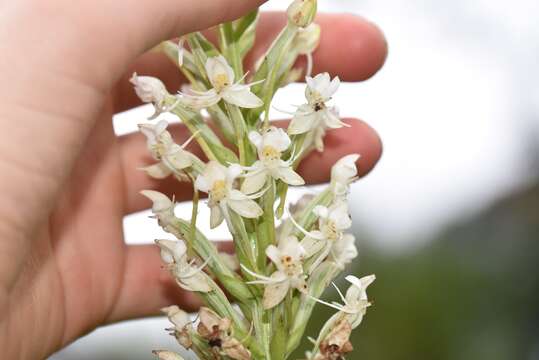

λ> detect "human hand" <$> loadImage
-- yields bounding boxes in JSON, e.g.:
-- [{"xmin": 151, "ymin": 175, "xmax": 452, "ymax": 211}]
[{"xmin": 0, "ymin": 1, "xmax": 386, "ymax": 358}]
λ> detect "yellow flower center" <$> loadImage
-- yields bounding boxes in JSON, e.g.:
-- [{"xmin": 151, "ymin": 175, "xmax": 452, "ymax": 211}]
[
  {"xmin": 211, "ymin": 180, "xmax": 227, "ymax": 202},
  {"xmin": 261, "ymin": 146, "xmax": 281, "ymax": 162},
  {"xmin": 213, "ymin": 73, "xmax": 230, "ymax": 92}
]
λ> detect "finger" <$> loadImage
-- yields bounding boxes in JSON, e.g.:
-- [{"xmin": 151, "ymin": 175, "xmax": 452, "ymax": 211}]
[
  {"xmin": 113, "ymin": 12, "xmax": 387, "ymax": 113},
  {"xmin": 120, "ymin": 118, "xmax": 382, "ymax": 214},
  {"xmin": 106, "ymin": 242, "xmax": 234, "ymax": 323}
]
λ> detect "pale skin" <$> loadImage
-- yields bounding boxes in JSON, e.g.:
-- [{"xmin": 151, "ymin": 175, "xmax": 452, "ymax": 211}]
[{"xmin": 0, "ymin": 1, "xmax": 387, "ymax": 358}]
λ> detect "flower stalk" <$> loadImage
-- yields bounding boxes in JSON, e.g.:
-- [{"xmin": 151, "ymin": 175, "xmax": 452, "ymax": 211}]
[{"xmin": 134, "ymin": 3, "xmax": 378, "ymax": 359}]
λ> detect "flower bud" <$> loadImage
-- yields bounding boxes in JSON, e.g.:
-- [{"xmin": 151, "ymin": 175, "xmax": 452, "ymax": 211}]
[
  {"xmin": 287, "ymin": 0, "xmax": 317, "ymax": 28},
  {"xmin": 130, "ymin": 73, "xmax": 168, "ymax": 105}
]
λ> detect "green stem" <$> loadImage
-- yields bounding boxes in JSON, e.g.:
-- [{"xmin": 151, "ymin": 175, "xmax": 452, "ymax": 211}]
[{"xmin": 286, "ymin": 262, "xmax": 341, "ymax": 356}]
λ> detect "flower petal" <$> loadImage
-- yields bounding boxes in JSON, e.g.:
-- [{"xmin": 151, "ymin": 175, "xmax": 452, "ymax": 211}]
[
  {"xmin": 241, "ymin": 169, "xmax": 267, "ymax": 194},
  {"xmin": 222, "ymin": 85, "xmax": 264, "ymax": 108},
  {"xmin": 210, "ymin": 205, "xmax": 224, "ymax": 229},
  {"xmin": 227, "ymin": 195, "xmax": 263, "ymax": 219},
  {"xmin": 139, "ymin": 162, "xmax": 172, "ymax": 179},
  {"xmin": 206, "ymin": 55, "xmax": 235, "ymax": 88},
  {"xmin": 276, "ymin": 166, "xmax": 305, "ymax": 186},
  {"xmin": 288, "ymin": 105, "xmax": 317, "ymax": 135},
  {"xmin": 263, "ymin": 274, "xmax": 290, "ymax": 309}
]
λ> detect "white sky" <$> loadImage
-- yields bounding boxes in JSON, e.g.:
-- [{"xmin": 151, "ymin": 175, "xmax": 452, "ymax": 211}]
[{"xmin": 52, "ymin": 0, "xmax": 539, "ymax": 358}]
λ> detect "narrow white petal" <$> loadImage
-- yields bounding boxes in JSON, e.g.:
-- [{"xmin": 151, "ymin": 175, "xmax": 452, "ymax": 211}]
[
  {"xmin": 241, "ymin": 170, "xmax": 267, "ymax": 194},
  {"xmin": 222, "ymin": 86, "xmax": 264, "ymax": 108},
  {"xmin": 210, "ymin": 205, "xmax": 224, "ymax": 229},
  {"xmin": 288, "ymin": 105, "xmax": 317, "ymax": 135},
  {"xmin": 179, "ymin": 90, "xmax": 221, "ymax": 109},
  {"xmin": 265, "ymin": 245, "xmax": 283, "ymax": 270},
  {"xmin": 263, "ymin": 275, "xmax": 291, "ymax": 309},
  {"xmin": 139, "ymin": 162, "xmax": 172, "ymax": 179},
  {"xmin": 248, "ymin": 131, "xmax": 263, "ymax": 150},
  {"xmin": 276, "ymin": 167, "xmax": 305, "ymax": 186},
  {"xmin": 227, "ymin": 197, "xmax": 263, "ymax": 218},
  {"xmin": 140, "ymin": 190, "xmax": 174, "ymax": 213}
]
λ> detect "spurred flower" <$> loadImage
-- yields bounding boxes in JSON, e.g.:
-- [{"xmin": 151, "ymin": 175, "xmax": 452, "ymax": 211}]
[
  {"xmin": 140, "ymin": 190, "xmax": 176, "ymax": 227},
  {"xmin": 330, "ymin": 154, "xmax": 360, "ymax": 199},
  {"xmin": 288, "ymin": 73, "xmax": 348, "ymax": 151},
  {"xmin": 138, "ymin": 120, "xmax": 197, "ymax": 180},
  {"xmin": 241, "ymin": 127, "xmax": 305, "ymax": 194},
  {"xmin": 292, "ymin": 23, "xmax": 321, "ymax": 77},
  {"xmin": 312, "ymin": 274, "xmax": 375, "ymax": 329},
  {"xmin": 155, "ymin": 239, "xmax": 213, "ymax": 293},
  {"xmin": 179, "ymin": 55, "xmax": 263, "ymax": 109},
  {"xmin": 195, "ymin": 161, "xmax": 263, "ymax": 228},
  {"xmin": 242, "ymin": 236, "xmax": 308, "ymax": 309},
  {"xmin": 294, "ymin": 201, "xmax": 352, "ymax": 272},
  {"xmin": 328, "ymin": 233, "xmax": 358, "ymax": 270}
]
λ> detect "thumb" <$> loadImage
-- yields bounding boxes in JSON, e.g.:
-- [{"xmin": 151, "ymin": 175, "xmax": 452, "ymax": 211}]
[{"xmin": 78, "ymin": 0, "xmax": 268, "ymax": 89}]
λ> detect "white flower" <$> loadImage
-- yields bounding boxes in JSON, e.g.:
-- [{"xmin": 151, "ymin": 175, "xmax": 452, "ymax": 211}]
[
  {"xmin": 138, "ymin": 120, "xmax": 197, "ymax": 180},
  {"xmin": 242, "ymin": 236, "xmax": 308, "ymax": 309},
  {"xmin": 155, "ymin": 239, "xmax": 213, "ymax": 292},
  {"xmin": 241, "ymin": 127, "xmax": 305, "ymax": 194},
  {"xmin": 292, "ymin": 23, "xmax": 321, "ymax": 77},
  {"xmin": 330, "ymin": 154, "xmax": 360, "ymax": 198},
  {"xmin": 329, "ymin": 233, "xmax": 358, "ymax": 270},
  {"xmin": 130, "ymin": 73, "xmax": 176, "ymax": 119},
  {"xmin": 195, "ymin": 161, "xmax": 263, "ymax": 228},
  {"xmin": 140, "ymin": 190, "xmax": 176, "ymax": 227},
  {"xmin": 293, "ymin": 201, "xmax": 352, "ymax": 272},
  {"xmin": 313, "ymin": 274, "xmax": 375, "ymax": 329},
  {"xmin": 179, "ymin": 55, "xmax": 263, "ymax": 110},
  {"xmin": 288, "ymin": 73, "xmax": 349, "ymax": 151}
]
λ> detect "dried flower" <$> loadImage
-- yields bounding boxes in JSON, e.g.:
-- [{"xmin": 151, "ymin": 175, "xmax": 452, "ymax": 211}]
[
  {"xmin": 162, "ymin": 306, "xmax": 193, "ymax": 349},
  {"xmin": 287, "ymin": 0, "xmax": 317, "ymax": 28},
  {"xmin": 195, "ymin": 161, "xmax": 263, "ymax": 228},
  {"xmin": 179, "ymin": 55, "xmax": 263, "ymax": 109},
  {"xmin": 241, "ymin": 127, "xmax": 305, "ymax": 194},
  {"xmin": 197, "ymin": 308, "xmax": 252, "ymax": 360},
  {"xmin": 152, "ymin": 350, "xmax": 185, "ymax": 360},
  {"xmin": 313, "ymin": 318, "xmax": 353, "ymax": 360}
]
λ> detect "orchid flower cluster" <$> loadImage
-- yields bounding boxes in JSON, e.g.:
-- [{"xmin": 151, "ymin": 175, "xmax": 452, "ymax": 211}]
[{"xmin": 131, "ymin": 1, "xmax": 376, "ymax": 359}]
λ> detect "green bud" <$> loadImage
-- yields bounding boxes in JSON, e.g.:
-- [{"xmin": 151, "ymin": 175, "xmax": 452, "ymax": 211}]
[{"xmin": 287, "ymin": 0, "xmax": 317, "ymax": 28}]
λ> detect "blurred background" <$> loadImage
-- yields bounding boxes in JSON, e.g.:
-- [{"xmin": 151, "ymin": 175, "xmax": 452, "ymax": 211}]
[{"xmin": 51, "ymin": 0, "xmax": 539, "ymax": 359}]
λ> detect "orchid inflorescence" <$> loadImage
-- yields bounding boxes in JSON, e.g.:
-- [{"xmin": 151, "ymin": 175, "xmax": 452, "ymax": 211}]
[{"xmin": 133, "ymin": 1, "xmax": 376, "ymax": 359}]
